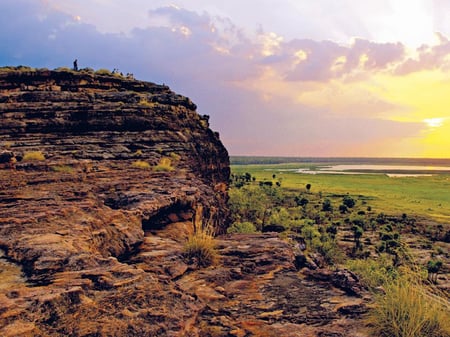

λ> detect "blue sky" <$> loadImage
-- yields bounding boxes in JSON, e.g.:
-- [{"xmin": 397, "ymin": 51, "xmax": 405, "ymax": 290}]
[{"xmin": 1, "ymin": 0, "xmax": 450, "ymax": 157}]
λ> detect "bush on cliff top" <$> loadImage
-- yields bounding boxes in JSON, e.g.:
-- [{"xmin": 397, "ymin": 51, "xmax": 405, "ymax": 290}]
[{"xmin": 95, "ymin": 68, "xmax": 112, "ymax": 75}]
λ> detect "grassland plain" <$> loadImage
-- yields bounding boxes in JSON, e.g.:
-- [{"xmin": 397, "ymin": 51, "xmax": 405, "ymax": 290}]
[
  {"xmin": 230, "ymin": 157, "xmax": 450, "ymax": 336},
  {"xmin": 231, "ymin": 159, "xmax": 450, "ymax": 224}
]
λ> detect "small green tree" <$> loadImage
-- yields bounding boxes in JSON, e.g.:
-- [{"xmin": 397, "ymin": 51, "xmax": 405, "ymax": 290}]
[
  {"xmin": 322, "ymin": 198, "xmax": 333, "ymax": 212},
  {"xmin": 295, "ymin": 196, "xmax": 309, "ymax": 207},
  {"xmin": 343, "ymin": 195, "xmax": 356, "ymax": 208},
  {"xmin": 227, "ymin": 222, "xmax": 257, "ymax": 234},
  {"xmin": 339, "ymin": 204, "xmax": 348, "ymax": 214},
  {"xmin": 426, "ymin": 260, "xmax": 442, "ymax": 284},
  {"xmin": 301, "ymin": 224, "xmax": 320, "ymax": 249},
  {"xmin": 352, "ymin": 225, "xmax": 364, "ymax": 248}
]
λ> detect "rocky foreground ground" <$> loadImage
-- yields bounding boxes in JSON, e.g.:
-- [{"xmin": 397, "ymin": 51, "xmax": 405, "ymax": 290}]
[{"xmin": 0, "ymin": 68, "xmax": 368, "ymax": 336}]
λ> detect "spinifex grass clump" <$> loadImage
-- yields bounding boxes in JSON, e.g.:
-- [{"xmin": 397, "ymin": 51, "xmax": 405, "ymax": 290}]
[
  {"xmin": 132, "ymin": 160, "xmax": 151, "ymax": 169},
  {"xmin": 22, "ymin": 151, "xmax": 45, "ymax": 161},
  {"xmin": 367, "ymin": 270, "xmax": 450, "ymax": 337},
  {"xmin": 153, "ymin": 157, "xmax": 174, "ymax": 172},
  {"xmin": 183, "ymin": 225, "xmax": 217, "ymax": 268}
]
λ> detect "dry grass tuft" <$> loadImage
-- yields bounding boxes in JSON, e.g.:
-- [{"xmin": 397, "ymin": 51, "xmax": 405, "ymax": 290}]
[
  {"xmin": 51, "ymin": 165, "xmax": 74, "ymax": 173},
  {"xmin": 153, "ymin": 157, "xmax": 174, "ymax": 172},
  {"xmin": 367, "ymin": 270, "xmax": 450, "ymax": 337},
  {"xmin": 183, "ymin": 225, "xmax": 217, "ymax": 267},
  {"xmin": 132, "ymin": 160, "xmax": 151, "ymax": 169},
  {"xmin": 22, "ymin": 151, "xmax": 45, "ymax": 161}
]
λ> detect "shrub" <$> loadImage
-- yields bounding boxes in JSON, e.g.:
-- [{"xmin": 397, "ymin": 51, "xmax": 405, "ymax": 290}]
[
  {"xmin": 295, "ymin": 196, "xmax": 309, "ymax": 207},
  {"xmin": 322, "ymin": 198, "xmax": 333, "ymax": 212},
  {"xmin": 169, "ymin": 152, "xmax": 181, "ymax": 161},
  {"xmin": 0, "ymin": 66, "xmax": 16, "ymax": 72},
  {"xmin": 227, "ymin": 221, "xmax": 257, "ymax": 234},
  {"xmin": 183, "ymin": 226, "xmax": 217, "ymax": 267},
  {"xmin": 368, "ymin": 274, "xmax": 450, "ymax": 337},
  {"xmin": 132, "ymin": 160, "xmax": 151, "ymax": 169},
  {"xmin": 0, "ymin": 66, "xmax": 36, "ymax": 72},
  {"xmin": 51, "ymin": 165, "xmax": 74, "ymax": 173},
  {"xmin": 343, "ymin": 195, "xmax": 356, "ymax": 208},
  {"xmin": 346, "ymin": 256, "xmax": 398, "ymax": 289},
  {"xmin": 22, "ymin": 151, "xmax": 45, "ymax": 161},
  {"xmin": 153, "ymin": 157, "xmax": 174, "ymax": 172},
  {"xmin": 427, "ymin": 260, "xmax": 443, "ymax": 283},
  {"xmin": 54, "ymin": 67, "xmax": 73, "ymax": 72},
  {"xmin": 316, "ymin": 236, "xmax": 344, "ymax": 265},
  {"xmin": 95, "ymin": 68, "xmax": 112, "ymax": 75},
  {"xmin": 301, "ymin": 224, "xmax": 321, "ymax": 249},
  {"xmin": 339, "ymin": 204, "xmax": 348, "ymax": 213},
  {"xmin": 79, "ymin": 67, "xmax": 94, "ymax": 73}
]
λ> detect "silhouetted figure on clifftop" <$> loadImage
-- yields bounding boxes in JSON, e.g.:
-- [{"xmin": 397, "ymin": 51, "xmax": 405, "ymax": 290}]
[{"xmin": 73, "ymin": 59, "xmax": 78, "ymax": 71}]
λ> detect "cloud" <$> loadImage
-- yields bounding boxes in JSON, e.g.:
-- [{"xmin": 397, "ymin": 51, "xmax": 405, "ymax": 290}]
[
  {"xmin": 395, "ymin": 33, "xmax": 450, "ymax": 74},
  {"xmin": 0, "ymin": 0, "xmax": 444, "ymax": 156},
  {"xmin": 271, "ymin": 38, "xmax": 405, "ymax": 82}
]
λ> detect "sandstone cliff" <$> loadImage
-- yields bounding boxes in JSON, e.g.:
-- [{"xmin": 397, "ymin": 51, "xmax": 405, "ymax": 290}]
[
  {"xmin": 0, "ymin": 67, "xmax": 230, "ymax": 334},
  {"xmin": 0, "ymin": 67, "xmax": 368, "ymax": 337}
]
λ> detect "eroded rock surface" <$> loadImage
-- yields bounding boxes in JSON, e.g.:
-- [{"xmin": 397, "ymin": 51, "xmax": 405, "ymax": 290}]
[{"xmin": 0, "ymin": 68, "xmax": 368, "ymax": 336}]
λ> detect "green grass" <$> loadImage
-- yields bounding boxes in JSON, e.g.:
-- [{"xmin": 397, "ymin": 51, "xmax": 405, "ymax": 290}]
[{"xmin": 231, "ymin": 164, "xmax": 450, "ymax": 223}]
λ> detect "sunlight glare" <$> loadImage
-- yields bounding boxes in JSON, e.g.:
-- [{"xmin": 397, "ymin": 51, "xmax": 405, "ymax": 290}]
[{"xmin": 424, "ymin": 118, "xmax": 444, "ymax": 128}]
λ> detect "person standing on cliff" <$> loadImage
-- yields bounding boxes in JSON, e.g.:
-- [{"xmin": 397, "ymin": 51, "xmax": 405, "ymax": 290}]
[{"xmin": 73, "ymin": 59, "xmax": 78, "ymax": 71}]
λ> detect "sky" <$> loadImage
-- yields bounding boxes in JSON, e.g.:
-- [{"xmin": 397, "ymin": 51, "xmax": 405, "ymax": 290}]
[{"xmin": 1, "ymin": 0, "xmax": 450, "ymax": 158}]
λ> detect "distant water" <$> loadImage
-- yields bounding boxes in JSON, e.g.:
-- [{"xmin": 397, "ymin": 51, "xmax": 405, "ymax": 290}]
[
  {"xmin": 230, "ymin": 156, "xmax": 450, "ymax": 166},
  {"xmin": 296, "ymin": 164, "xmax": 450, "ymax": 176},
  {"xmin": 231, "ymin": 157, "xmax": 450, "ymax": 176}
]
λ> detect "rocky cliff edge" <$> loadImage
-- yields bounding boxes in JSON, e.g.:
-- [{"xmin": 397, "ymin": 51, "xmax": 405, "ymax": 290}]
[{"xmin": 0, "ymin": 67, "xmax": 368, "ymax": 337}]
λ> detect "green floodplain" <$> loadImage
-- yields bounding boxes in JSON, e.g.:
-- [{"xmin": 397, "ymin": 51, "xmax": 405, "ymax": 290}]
[
  {"xmin": 229, "ymin": 157, "xmax": 450, "ymax": 336},
  {"xmin": 230, "ymin": 157, "xmax": 450, "ymax": 224}
]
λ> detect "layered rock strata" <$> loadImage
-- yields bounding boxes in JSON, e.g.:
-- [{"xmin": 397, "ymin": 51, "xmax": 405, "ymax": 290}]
[
  {"xmin": 0, "ymin": 67, "xmax": 230, "ymax": 335},
  {"xmin": 0, "ymin": 68, "xmax": 368, "ymax": 336}
]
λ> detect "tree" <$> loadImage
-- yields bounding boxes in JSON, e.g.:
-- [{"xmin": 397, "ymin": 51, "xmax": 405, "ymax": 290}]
[
  {"xmin": 267, "ymin": 207, "xmax": 290, "ymax": 229},
  {"xmin": 342, "ymin": 195, "xmax": 356, "ymax": 208},
  {"xmin": 427, "ymin": 260, "xmax": 442, "ymax": 283},
  {"xmin": 352, "ymin": 225, "xmax": 364, "ymax": 248},
  {"xmin": 228, "ymin": 185, "xmax": 270, "ymax": 228},
  {"xmin": 322, "ymin": 198, "xmax": 333, "ymax": 212},
  {"xmin": 301, "ymin": 224, "xmax": 320, "ymax": 248},
  {"xmin": 227, "ymin": 222, "xmax": 257, "ymax": 234},
  {"xmin": 339, "ymin": 204, "xmax": 348, "ymax": 214},
  {"xmin": 295, "ymin": 196, "xmax": 309, "ymax": 207}
]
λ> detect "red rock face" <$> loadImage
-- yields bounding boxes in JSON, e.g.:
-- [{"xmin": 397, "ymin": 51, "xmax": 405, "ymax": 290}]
[
  {"xmin": 0, "ymin": 68, "xmax": 368, "ymax": 337},
  {"xmin": 0, "ymin": 68, "xmax": 231, "ymax": 335}
]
